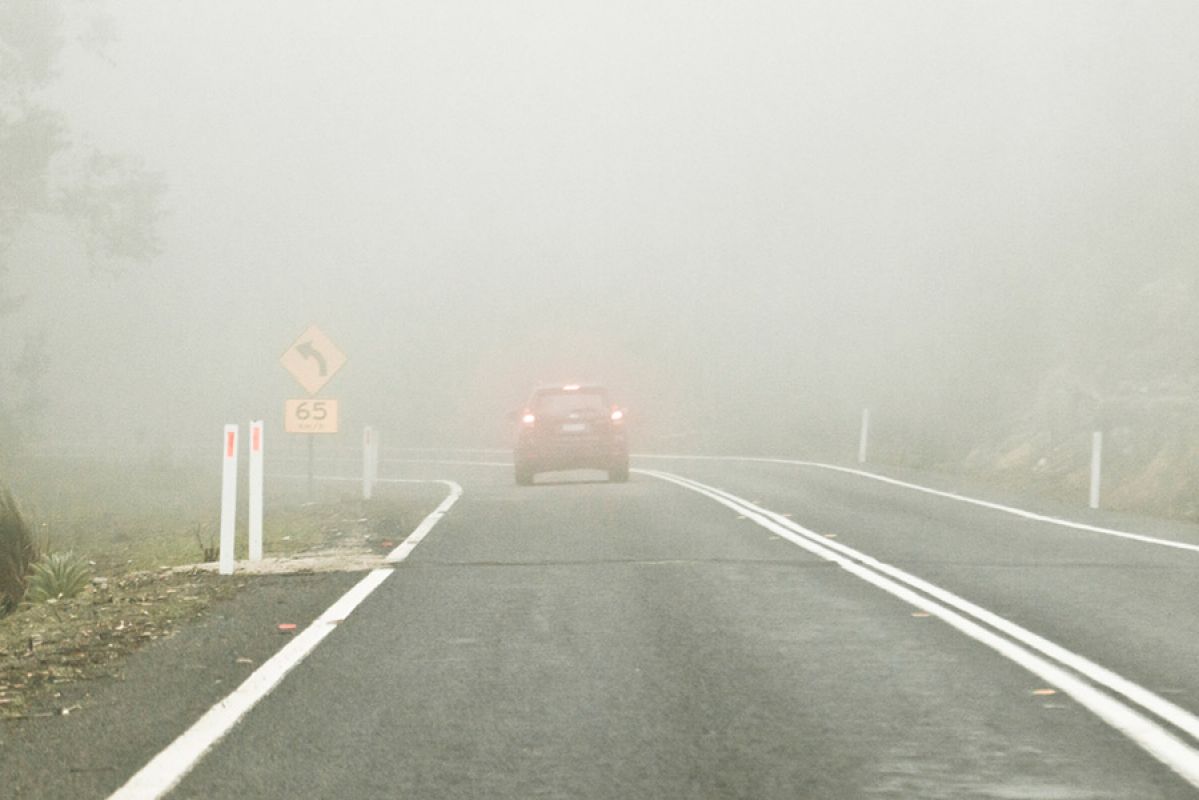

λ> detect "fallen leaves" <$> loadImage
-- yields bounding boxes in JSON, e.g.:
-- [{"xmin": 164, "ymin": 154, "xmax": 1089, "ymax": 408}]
[{"xmin": 0, "ymin": 569, "xmax": 232, "ymax": 718}]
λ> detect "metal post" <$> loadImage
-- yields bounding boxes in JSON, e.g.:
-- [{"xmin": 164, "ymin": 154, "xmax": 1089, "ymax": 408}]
[
  {"xmin": 1090, "ymin": 431, "xmax": 1103, "ymax": 510},
  {"xmin": 858, "ymin": 408, "xmax": 870, "ymax": 465},
  {"xmin": 307, "ymin": 434, "xmax": 315, "ymax": 501}
]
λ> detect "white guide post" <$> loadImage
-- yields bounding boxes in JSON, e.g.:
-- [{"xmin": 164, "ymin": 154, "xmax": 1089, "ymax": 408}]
[
  {"xmin": 1090, "ymin": 430, "xmax": 1103, "ymax": 510},
  {"xmin": 363, "ymin": 426, "xmax": 377, "ymax": 500},
  {"xmin": 371, "ymin": 429, "xmax": 380, "ymax": 491},
  {"xmin": 219, "ymin": 424, "xmax": 239, "ymax": 575},
  {"xmin": 369, "ymin": 429, "xmax": 378, "ymax": 484},
  {"xmin": 248, "ymin": 420, "xmax": 264, "ymax": 561},
  {"xmin": 858, "ymin": 408, "xmax": 871, "ymax": 464}
]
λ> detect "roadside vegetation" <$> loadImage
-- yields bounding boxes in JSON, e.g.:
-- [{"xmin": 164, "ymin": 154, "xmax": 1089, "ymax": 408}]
[
  {"xmin": 0, "ymin": 489, "xmax": 38, "ymax": 613},
  {"xmin": 853, "ymin": 271, "xmax": 1199, "ymax": 521},
  {"xmin": 0, "ymin": 454, "xmax": 428, "ymax": 718}
]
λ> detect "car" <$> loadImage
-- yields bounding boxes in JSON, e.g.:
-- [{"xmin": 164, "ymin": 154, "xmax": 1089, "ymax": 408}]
[{"xmin": 512, "ymin": 384, "xmax": 629, "ymax": 485}]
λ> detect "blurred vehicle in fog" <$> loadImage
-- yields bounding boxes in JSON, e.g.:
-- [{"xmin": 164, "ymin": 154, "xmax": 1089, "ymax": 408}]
[{"xmin": 512, "ymin": 385, "xmax": 629, "ymax": 485}]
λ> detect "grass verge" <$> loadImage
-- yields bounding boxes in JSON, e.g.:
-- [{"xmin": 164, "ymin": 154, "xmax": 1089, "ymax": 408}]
[{"xmin": 1, "ymin": 456, "xmax": 431, "ymax": 718}]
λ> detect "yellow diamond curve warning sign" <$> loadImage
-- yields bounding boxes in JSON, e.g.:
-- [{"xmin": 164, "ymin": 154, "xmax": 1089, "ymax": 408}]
[{"xmin": 280, "ymin": 325, "xmax": 347, "ymax": 395}]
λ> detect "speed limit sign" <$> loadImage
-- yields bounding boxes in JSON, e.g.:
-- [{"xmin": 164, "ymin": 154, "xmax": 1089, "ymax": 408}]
[{"xmin": 284, "ymin": 398, "xmax": 340, "ymax": 434}]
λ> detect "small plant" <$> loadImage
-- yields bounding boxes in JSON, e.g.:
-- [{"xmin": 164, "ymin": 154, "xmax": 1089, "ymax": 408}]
[
  {"xmin": 0, "ymin": 488, "xmax": 37, "ymax": 613},
  {"xmin": 25, "ymin": 552, "xmax": 92, "ymax": 604},
  {"xmin": 192, "ymin": 522, "xmax": 218, "ymax": 563}
]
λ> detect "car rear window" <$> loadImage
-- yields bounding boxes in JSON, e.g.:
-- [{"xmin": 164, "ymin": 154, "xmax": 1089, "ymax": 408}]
[{"xmin": 533, "ymin": 390, "xmax": 608, "ymax": 416}]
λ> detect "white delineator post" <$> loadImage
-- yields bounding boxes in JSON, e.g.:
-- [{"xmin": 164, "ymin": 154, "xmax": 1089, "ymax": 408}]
[
  {"xmin": 248, "ymin": 420, "xmax": 264, "ymax": 562},
  {"xmin": 372, "ymin": 430, "xmax": 380, "ymax": 487},
  {"xmin": 1090, "ymin": 430, "xmax": 1103, "ymax": 510},
  {"xmin": 363, "ymin": 426, "xmax": 377, "ymax": 500},
  {"xmin": 219, "ymin": 424, "xmax": 240, "ymax": 575},
  {"xmin": 858, "ymin": 408, "xmax": 871, "ymax": 464}
]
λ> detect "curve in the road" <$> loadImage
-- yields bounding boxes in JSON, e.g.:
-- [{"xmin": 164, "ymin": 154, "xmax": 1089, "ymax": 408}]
[
  {"xmin": 637, "ymin": 454, "xmax": 1199, "ymax": 555},
  {"xmin": 640, "ymin": 468, "xmax": 1199, "ymax": 789}
]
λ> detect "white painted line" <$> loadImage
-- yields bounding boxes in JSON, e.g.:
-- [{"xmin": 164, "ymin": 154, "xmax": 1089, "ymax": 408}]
[
  {"xmin": 285, "ymin": 451, "xmax": 1199, "ymax": 555},
  {"xmin": 107, "ymin": 479, "xmax": 461, "ymax": 800},
  {"xmin": 642, "ymin": 469, "xmax": 1199, "ymax": 741},
  {"xmin": 385, "ymin": 447, "xmax": 509, "ymax": 454},
  {"xmin": 382, "ymin": 458, "xmax": 513, "ymax": 467},
  {"xmin": 636, "ymin": 454, "xmax": 1199, "ymax": 555},
  {"xmin": 639, "ymin": 469, "xmax": 1199, "ymax": 788},
  {"xmin": 386, "ymin": 481, "xmax": 463, "ymax": 563}
]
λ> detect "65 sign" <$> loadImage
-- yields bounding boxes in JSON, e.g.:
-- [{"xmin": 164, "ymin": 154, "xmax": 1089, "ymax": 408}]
[{"xmin": 284, "ymin": 399, "xmax": 340, "ymax": 434}]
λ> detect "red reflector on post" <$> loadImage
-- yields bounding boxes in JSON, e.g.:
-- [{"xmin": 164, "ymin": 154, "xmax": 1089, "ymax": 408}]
[{"xmin": 226, "ymin": 431, "xmax": 236, "ymax": 459}]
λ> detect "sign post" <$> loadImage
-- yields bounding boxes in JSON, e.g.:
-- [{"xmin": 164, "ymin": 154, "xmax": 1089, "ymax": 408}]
[
  {"xmin": 219, "ymin": 424, "xmax": 239, "ymax": 576},
  {"xmin": 280, "ymin": 325, "xmax": 347, "ymax": 500},
  {"xmin": 308, "ymin": 435, "xmax": 315, "ymax": 501},
  {"xmin": 248, "ymin": 420, "xmax": 264, "ymax": 561}
]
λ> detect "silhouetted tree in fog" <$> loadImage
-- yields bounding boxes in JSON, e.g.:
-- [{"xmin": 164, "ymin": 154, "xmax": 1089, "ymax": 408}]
[{"xmin": 0, "ymin": 1, "xmax": 163, "ymax": 454}]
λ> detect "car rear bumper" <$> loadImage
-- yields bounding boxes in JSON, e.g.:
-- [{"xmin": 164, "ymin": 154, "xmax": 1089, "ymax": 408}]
[{"xmin": 515, "ymin": 436, "xmax": 628, "ymax": 471}]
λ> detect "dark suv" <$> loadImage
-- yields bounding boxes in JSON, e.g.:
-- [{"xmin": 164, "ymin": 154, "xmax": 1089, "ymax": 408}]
[{"xmin": 513, "ymin": 384, "xmax": 629, "ymax": 485}]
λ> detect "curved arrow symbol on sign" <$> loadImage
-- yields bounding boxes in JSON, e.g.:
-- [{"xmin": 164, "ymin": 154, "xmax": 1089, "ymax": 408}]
[{"xmin": 296, "ymin": 341, "xmax": 327, "ymax": 376}]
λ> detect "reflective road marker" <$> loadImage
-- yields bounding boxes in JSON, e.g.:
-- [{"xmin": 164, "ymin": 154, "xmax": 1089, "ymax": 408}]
[
  {"xmin": 248, "ymin": 420, "xmax": 265, "ymax": 562},
  {"xmin": 219, "ymin": 425, "xmax": 239, "ymax": 576}
]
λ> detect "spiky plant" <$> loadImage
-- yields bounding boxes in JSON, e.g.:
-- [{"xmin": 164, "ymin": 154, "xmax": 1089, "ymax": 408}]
[
  {"xmin": 25, "ymin": 552, "xmax": 92, "ymax": 604},
  {"xmin": 0, "ymin": 488, "xmax": 37, "ymax": 613}
]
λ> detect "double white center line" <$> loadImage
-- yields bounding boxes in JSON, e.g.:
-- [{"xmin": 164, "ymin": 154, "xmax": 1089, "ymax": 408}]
[{"xmin": 640, "ymin": 468, "xmax": 1199, "ymax": 788}]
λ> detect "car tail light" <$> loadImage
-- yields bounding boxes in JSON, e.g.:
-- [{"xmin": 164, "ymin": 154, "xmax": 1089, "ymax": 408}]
[{"xmin": 521, "ymin": 412, "xmax": 536, "ymax": 426}]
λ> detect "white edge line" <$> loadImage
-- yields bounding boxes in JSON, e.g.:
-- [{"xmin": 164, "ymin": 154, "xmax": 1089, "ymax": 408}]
[
  {"xmin": 636, "ymin": 454, "xmax": 1199, "ymax": 554},
  {"xmin": 639, "ymin": 469, "xmax": 1199, "ymax": 788},
  {"xmin": 281, "ymin": 453, "xmax": 1199, "ymax": 554},
  {"xmin": 386, "ymin": 481, "xmax": 463, "ymax": 563},
  {"xmin": 640, "ymin": 469, "xmax": 1199, "ymax": 742},
  {"xmin": 285, "ymin": 453, "xmax": 1199, "ymax": 554},
  {"xmin": 107, "ymin": 479, "xmax": 461, "ymax": 800}
]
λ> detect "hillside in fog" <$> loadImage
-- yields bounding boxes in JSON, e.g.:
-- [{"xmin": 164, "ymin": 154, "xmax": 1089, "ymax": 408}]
[{"xmin": 890, "ymin": 269, "xmax": 1199, "ymax": 518}]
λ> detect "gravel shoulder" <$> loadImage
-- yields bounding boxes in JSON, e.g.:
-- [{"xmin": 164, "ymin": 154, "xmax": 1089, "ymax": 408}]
[
  {"xmin": 0, "ymin": 569, "xmax": 366, "ymax": 800},
  {"xmin": 0, "ymin": 485, "xmax": 444, "ymax": 799}
]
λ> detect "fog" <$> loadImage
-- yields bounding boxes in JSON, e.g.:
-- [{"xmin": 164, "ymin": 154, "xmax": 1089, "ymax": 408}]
[{"xmin": 4, "ymin": 1, "xmax": 1199, "ymax": 460}]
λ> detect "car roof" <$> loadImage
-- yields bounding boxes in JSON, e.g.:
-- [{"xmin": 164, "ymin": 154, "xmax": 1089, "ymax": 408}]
[{"xmin": 532, "ymin": 386, "xmax": 609, "ymax": 398}]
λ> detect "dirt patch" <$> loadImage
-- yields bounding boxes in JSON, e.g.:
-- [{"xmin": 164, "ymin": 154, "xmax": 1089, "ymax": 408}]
[
  {"xmin": 0, "ymin": 490, "xmax": 433, "ymax": 719},
  {"xmin": 0, "ymin": 569, "xmax": 236, "ymax": 719}
]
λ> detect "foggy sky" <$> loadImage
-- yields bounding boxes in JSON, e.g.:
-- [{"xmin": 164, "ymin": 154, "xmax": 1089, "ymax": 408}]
[{"xmin": 9, "ymin": 1, "xmax": 1199, "ymax": 453}]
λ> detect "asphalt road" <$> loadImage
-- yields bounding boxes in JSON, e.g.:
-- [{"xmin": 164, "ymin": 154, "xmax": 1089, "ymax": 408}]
[
  {"xmin": 164, "ymin": 457, "xmax": 1199, "ymax": 798},
  {"xmin": 9, "ymin": 456, "xmax": 1199, "ymax": 798}
]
